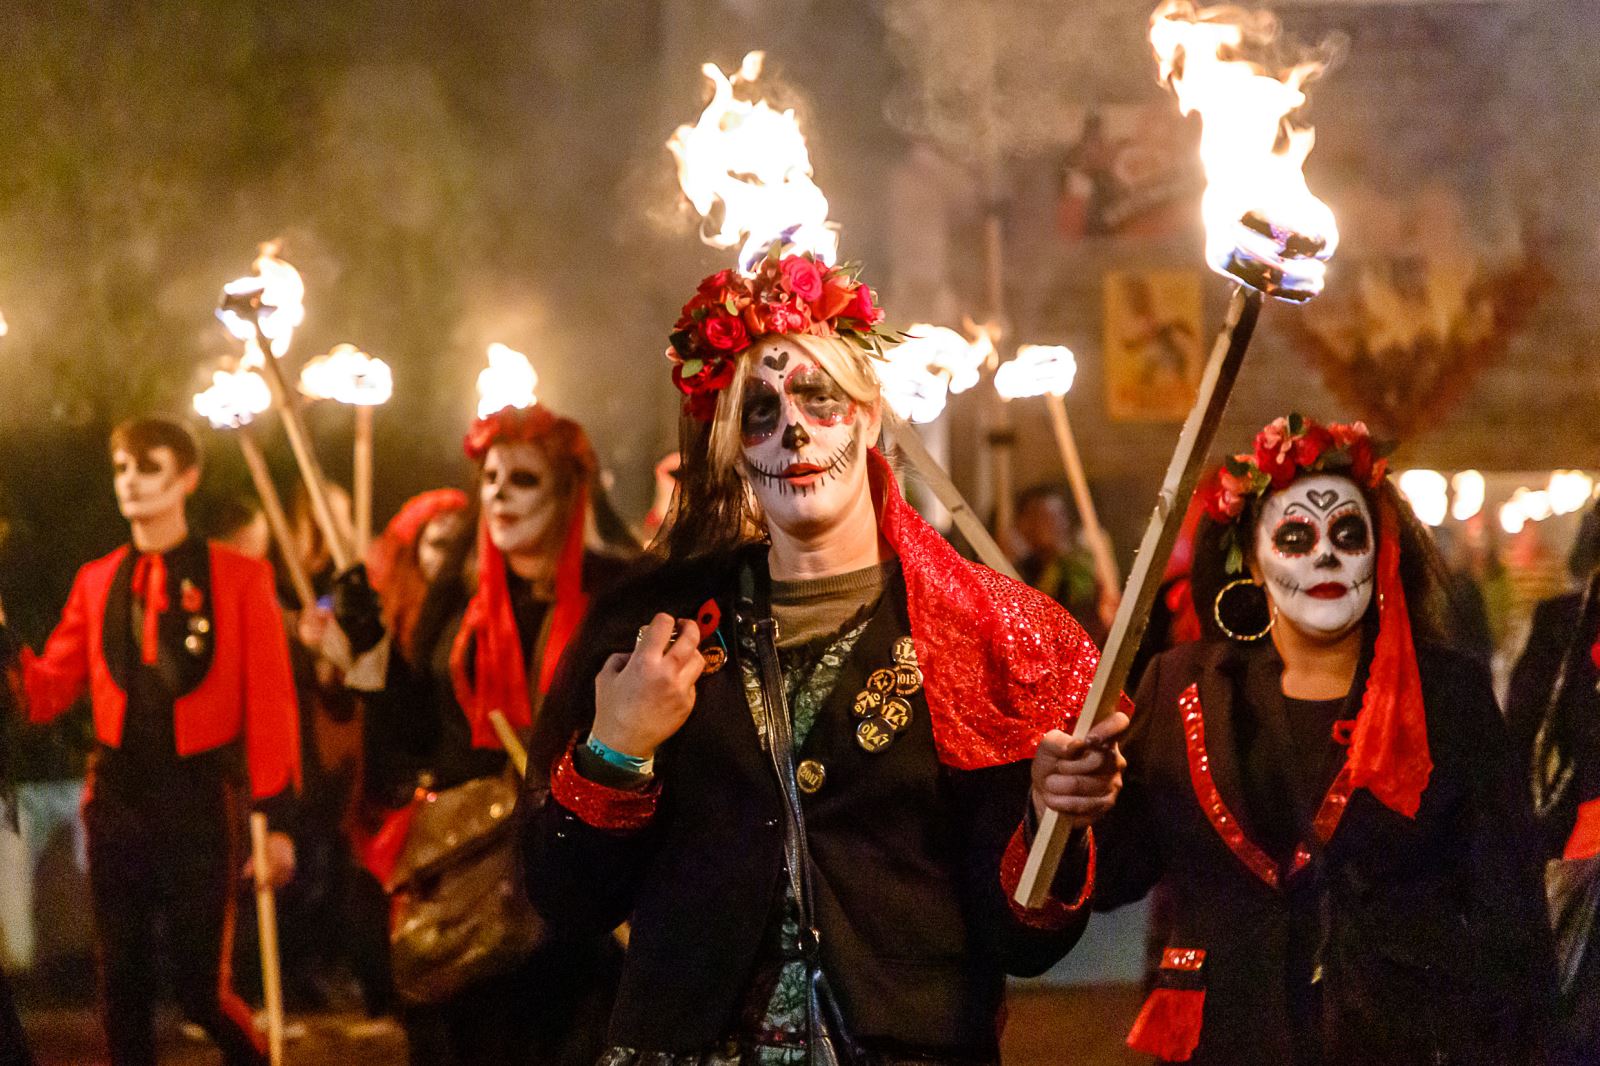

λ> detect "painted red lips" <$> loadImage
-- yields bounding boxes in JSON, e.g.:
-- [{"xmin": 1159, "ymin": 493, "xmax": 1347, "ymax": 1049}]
[{"xmin": 1305, "ymin": 582, "xmax": 1349, "ymax": 600}]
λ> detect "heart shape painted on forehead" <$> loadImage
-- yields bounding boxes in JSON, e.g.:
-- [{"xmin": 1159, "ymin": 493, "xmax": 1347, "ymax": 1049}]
[
  {"xmin": 1306, "ymin": 489, "xmax": 1340, "ymax": 511},
  {"xmin": 762, "ymin": 351, "xmax": 790, "ymax": 372}
]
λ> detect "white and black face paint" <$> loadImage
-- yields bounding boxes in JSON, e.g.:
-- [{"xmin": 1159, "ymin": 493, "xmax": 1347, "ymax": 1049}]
[
  {"xmin": 740, "ymin": 339, "xmax": 868, "ymax": 536},
  {"xmin": 1254, "ymin": 473, "xmax": 1375, "ymax": 640},
  {"xmin": 481, "ymin": 441, "xmax": 558, "ymax": 557},
  {"xmin": 112, "ymin": 446, "xmax": 191, "ymax": 524}
]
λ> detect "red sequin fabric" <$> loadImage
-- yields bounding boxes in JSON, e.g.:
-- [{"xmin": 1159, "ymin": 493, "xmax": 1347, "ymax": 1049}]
[
  {"xmin": 550, "ymin": 744, "xmax": 660, "ymax": 831},
  {"xmin": 1181, "ymin": 684, "xmax": 1359, "ymax": 889},
  {"xmin": 999, "ymin": 823, "xmax": 1095, "ymax": 929},
  {"xmin": 871, "ymin": 451, "xmax": 1104, "ymax": 770}
]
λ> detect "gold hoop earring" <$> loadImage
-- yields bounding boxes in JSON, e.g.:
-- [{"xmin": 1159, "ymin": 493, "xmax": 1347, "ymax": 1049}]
[{"xmin": 1214, "ymin": 578, "xmax": 1274, "ymax": 642}]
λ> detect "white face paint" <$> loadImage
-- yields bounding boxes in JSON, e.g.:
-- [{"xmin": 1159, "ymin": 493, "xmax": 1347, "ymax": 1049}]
[
  {"xmin": 1253, "ymin": 473, "xmax": 1375, "ymax": 640},
  {"xmin": 112, "ymin": 447, "xmax": 193, "ymax": 525},
  {"xmin": 417, "ymin": 510, "xmax": 465, "ymax": 583},
  {"xmin": 739, "ymin": 338, "xmax": 873, "ymax": 538},
  {"xmin": 481, "ymin": 441, "xmax": 559, "ymax": 557}
]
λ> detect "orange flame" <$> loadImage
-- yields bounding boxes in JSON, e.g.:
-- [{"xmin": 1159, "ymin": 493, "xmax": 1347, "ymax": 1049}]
[
  {"xmin": 1150, "ymin": 1, "xmax": 1338, "ymax": 300},
  {"xmin": 299, "ymin": 343, "xmax": 394, "ymax": 406},
  {"xmin": 476, "ymin": 343, "xmax": 538, "ymax": 418},
  {"xmin": 668, "ymin": 51, "xmax": 838, "ymax": 272},
  {"xmin": 878, "ymin": 323, "xmax": 995, "ymax": 424},
  {"xmin": 193, "ymin": 366, "xmax": 272, "ymax": 429},
  {"xmin": 994, "ymin": 345, "xmax": 1078, "ymax": 400},
  {"xmin": 218, "ymin": 241, "xmax": 307, "ymax": 361}
]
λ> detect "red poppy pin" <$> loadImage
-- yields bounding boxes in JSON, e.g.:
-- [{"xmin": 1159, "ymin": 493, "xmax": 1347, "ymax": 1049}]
[{"xmin": 180, "ymin": 579, "xmax": 204, "ymax": 614}]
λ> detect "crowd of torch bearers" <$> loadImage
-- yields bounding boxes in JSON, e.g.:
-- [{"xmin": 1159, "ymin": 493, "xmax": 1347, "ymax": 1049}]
[{"xmin": 16, "ymin": 0, "xmax": 1338, "ymax": 1059}]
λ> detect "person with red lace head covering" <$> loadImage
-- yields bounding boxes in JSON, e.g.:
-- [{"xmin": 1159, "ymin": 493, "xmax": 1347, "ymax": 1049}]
[
  {"xmin": 1093, "ymin": 413, "xmax": 1553, "ymax": 1065},
  {"xmin": 335, "ymin": 404, "xmax": 634, "ymax": 1066},
  {"xmin": 365, "ymin": 488, "xmax": 469, "ymax": 659},
  {"xmin": 523, "ymin": 245, "xmax": 1128, "ymax": 1064}
]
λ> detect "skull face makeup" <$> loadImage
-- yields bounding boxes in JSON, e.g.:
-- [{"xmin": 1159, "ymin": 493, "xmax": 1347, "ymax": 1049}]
[
  {"xmin": 481, "ymin": 441, "xmax": 560, "ymax": 557},
  {"xmin": 112, "ymin": 447, "xmax": 196, "ymax": 524},
  {"xmin": 739, "ymin": 337, "xmax": 875, "ymax": 537},
  {"xmin": 1253, "ymin": 473, "xmax": 1376, "ymax": 640}
]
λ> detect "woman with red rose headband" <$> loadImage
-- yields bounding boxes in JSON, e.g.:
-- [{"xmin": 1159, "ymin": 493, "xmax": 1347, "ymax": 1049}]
[
  {"xmin": 334, "ymin": 405, "xmax": 635, "ymax": 1066},
  {"xmin": 1091, "ymin": 414, "xmax": 1553, "ymax": 1065},
  {"xmin": 522, "ymin": 246, "xmax": 1128, "ymax": 1064}
]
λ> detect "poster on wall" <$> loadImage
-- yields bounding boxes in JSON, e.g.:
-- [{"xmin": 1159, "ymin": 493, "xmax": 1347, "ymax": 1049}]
[{"xmin": 1103, "ymin": 269, "xmax": 1205, "ymax": 422}]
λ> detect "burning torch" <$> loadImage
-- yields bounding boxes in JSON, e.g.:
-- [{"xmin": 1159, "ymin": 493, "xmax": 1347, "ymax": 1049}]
[
  {"xmin": 217, "ymin": 242, "xmax": 354, "ymax": 572},
  {"xmin": 476, "ymin": 342, "xmax": 539, "ymax": 417},
  {"xmin": 298, "ymin": 344, "xmax": 394, "ymax": 558},
  {"xmin": 993, "ymin": 344, "xmax": 1122, "ymax": 621},
  {"xmin": 193, "ymin": 366, "xmax": 317, "ymax": 612},
  {"xmin": 669, "ymin": 53, "xmax": 1018, "ymax": 578},
  {"xmin": 1016, "ymin": 0, "xmax": 1340, "ymax": 906}
]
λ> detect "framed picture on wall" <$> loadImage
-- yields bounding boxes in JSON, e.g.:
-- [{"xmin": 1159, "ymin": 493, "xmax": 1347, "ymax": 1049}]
[{"xmin": 1103, "ymin": 268, "xmax": 1205, "ymax": 422}]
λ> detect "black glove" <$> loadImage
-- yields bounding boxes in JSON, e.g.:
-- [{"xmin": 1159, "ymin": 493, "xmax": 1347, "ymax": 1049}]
[{"xmin": 332, "ymin": 563, "xmax": 386, "ymax": 656}]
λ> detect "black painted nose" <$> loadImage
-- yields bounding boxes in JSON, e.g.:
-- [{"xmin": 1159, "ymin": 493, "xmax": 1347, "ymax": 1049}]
[
  {"xmin": 1313, "ymin": 551, "xmax": 1339, "ymax": 570},
  {"xmin": 782, "ymin": 422, "xmax": 810, "ymax": 451}
]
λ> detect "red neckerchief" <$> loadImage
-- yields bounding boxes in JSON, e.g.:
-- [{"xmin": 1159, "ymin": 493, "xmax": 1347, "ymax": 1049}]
[
  {"xmin": 869, "ymin": 449, "xmax": 1106, "ymax": 769},
  {"xmin": 1344, "ymin": 493, "xmax": 1432, "ymax": 817},
  {"xmin": 450, "ymin": 487, "xmax": 590, "ymax": 749},
  {"xmin": 130, "ymin": 553, "xmax": 169, "ymax": 666}
]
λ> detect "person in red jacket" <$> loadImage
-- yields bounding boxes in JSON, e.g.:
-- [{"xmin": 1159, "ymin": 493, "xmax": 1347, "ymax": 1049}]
[{"xmin": 0, "ymin": 417, "xmax": 301, "ymax": 1066}]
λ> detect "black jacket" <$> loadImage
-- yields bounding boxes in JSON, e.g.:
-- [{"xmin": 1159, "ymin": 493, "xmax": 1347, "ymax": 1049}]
[
  {"xmin": 1095, "ymin": 638, "xmax": 1553, "ymax": 1065},
  {"xmin": 521, "ymin": 551, "xmax": 1091, "ymax": 1057}
]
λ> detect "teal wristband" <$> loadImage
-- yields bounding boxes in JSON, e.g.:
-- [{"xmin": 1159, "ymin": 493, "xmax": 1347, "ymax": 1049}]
[{"xmin": 585, "ymin": 733, "xmax": 655, "ymax": 776}]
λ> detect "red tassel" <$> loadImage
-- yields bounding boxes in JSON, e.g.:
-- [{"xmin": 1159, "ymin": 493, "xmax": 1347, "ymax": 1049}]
[{"xmin": 1127, "ymin": 988, "xmax": 1205, "ymax": 1062}]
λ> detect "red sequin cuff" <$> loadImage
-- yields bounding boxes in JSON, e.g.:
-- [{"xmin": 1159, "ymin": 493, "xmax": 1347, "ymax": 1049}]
[
  {"xmin": 551, "ymin": 745, "xmax": 660, "ymax": 832},
  {"xmin": 1000, "ymin": 823, "xmax": 1095, "ymax": 930}
]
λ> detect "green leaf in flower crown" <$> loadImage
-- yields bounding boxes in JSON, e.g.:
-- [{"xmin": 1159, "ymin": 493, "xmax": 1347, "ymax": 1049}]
[
  {"xmin": 724, "ymin": 297, "xmax": 739, "ymax": 316},
  {"xmin": 1225, "ymin": 539, "xmax": 1244, "ymax": 577},
  {"xmin": 1287, "ymin": 412, "xmax": 1306, "ymax": 436},
  {"xmin": 1224, "ymin": 455, "xmax": 1253, "ymax": 479},
  {"xmin": 679, "ymin": 358, "xmax": 704, "ymax": 378}
]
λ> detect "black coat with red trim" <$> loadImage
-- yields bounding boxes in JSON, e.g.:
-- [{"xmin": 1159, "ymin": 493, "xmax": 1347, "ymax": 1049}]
[
  {"xmin": 521, "ymin": 550, "xmax": 1093, "ymax": 1058},
  {"xmin": 1095, "ymin": 638, "xmax": 1552, "ymax": 1066}
]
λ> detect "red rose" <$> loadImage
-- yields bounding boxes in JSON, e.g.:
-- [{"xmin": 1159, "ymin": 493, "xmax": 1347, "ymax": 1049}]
[
  {"xmin": 702, "ymin": 313, "xmax": 749, "ymax": 352},
  {"xmin": 780, "ymin": 257, "xmax": 824, "ymax": 303},
  {"xmin": 814, "ymin": 275, "xmax": 855, "ymax": 321},
  {"xmin": 843, "ymin": 283, "xmax": 884, "ymax": 326},
  {"xmin": 697, "ymin": 269, "xmax": 736, "ymax": 298},
  {"xmin": 764, "ymin": 299, "xmax": 810, "ymax": 335},
  {"xmin": 1252, "ymin": 418, "xmax": 1297, "ymax": 488},
  {"xmin": 1290, "ymin": 422, "xmax": 1333, "ymax": 469},
  {"xmin": 1199, "ymin": 466, "xmax": 1250, "ymax": 523}
]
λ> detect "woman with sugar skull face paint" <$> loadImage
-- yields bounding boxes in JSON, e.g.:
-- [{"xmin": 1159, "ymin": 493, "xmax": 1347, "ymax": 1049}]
[
  {"xmin": 1092, "ymin": 414, "xmax": 1553, "ymax": 1065},
  {"xmin": 523, "ymin": 247, "xmax": 1128, "ymax": 1064},
  {"xmin": 333, "ymin": 405, "xmax": 636, "ymax": 1066}
]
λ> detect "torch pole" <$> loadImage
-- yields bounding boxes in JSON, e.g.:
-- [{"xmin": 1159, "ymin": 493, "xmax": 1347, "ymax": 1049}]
[
  {"xmin": 893, "ymin": 422, "xmax": 1022, "ymax": 583},
  {"xmin": 1015, "ymin": 285, "xmax": 1263, "ymax": 907},
  {"xmin": 249, "ymin": 812, "xmax": 285, "ymax": 1066},
  {"xmin": 253, "ymin": 337, "xmax": 355, "ymax": 572},
  {"xmin": 1044, "ymin": 394, "xmax": 1121, "ymax": 597},
  {"xmin": 487, "ymin": 709, "xmax": 528, "ymax": 779},
  {"xmin": 353, "ymin": 405, "xmax": 374, "ymax": 559},
  {"xmin": 236, "ymin": 427, "xmax": 317, "ymax": 611}
]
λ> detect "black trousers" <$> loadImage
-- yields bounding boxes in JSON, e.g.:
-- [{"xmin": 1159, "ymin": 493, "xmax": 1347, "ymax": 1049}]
[
  {"xmin": 401, "ymin": 934, "xmax": 622, "ymax": 1066},
  {"xmin": 0, "ymin": 965, "xmax": 34, "ymax": 1066},
  {"xmin": 83, "ymin": 773, "xmax": 265, "ymax": 1066}
]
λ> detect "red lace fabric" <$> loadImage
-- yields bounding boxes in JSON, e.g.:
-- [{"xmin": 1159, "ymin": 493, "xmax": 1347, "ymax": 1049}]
[
  {"xmin": 870, "ymin": 450, "xmax": 1106, "ymax": 770},
  {"xmin": 550, "ymin": 744, "xmax": 660, "ymax": 831},
  {"xmin": 1345, "ymin": 493, "xmax": 1432, "ymax": 818},
  {"xmin": 999, "ymin": 823, "xmax": 1095, "ymax": 928}
]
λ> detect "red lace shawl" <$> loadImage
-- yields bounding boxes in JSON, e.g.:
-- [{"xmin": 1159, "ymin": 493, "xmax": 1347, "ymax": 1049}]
[{"xmin": 870, "ymin": 449, "xmax": 1103, "ymax": 770}]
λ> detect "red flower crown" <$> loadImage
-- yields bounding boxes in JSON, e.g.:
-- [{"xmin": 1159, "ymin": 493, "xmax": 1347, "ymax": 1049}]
[
  {"xmin": 464, "ymin": 404, "xmax": 597, "ymax": 480},
  {"xmin": 1199, "ymin": 413, "xmax": 1390, "ymax": 525},
  {"xmin": 1198, "ymin": 414, "xmax": 1391, "ymax": 575},
  {"xmin": 667, "ymin": 243, "xmax": 892, "ymax": 420}
]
